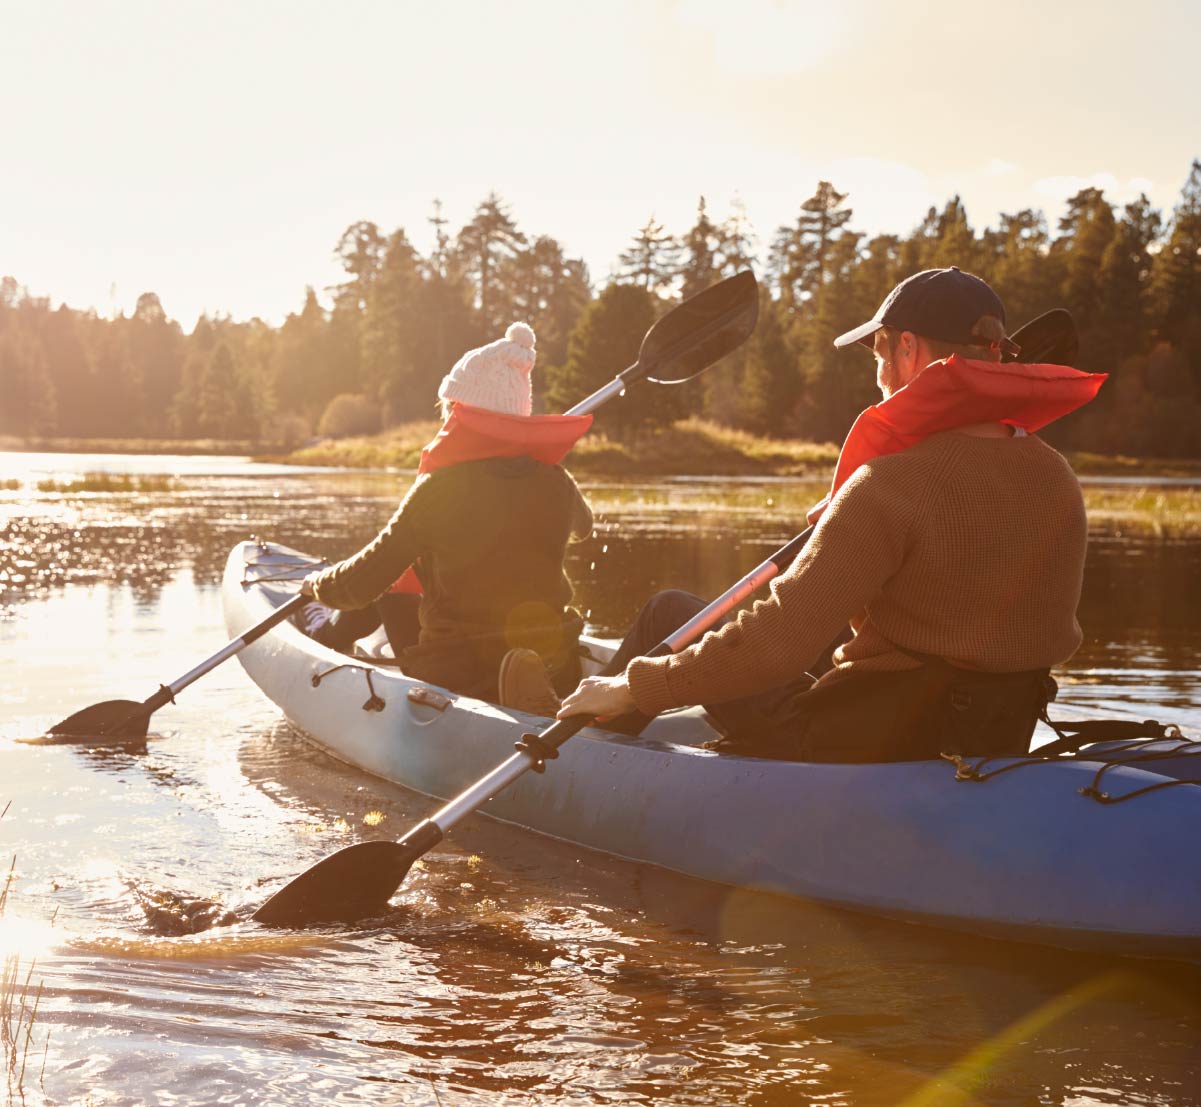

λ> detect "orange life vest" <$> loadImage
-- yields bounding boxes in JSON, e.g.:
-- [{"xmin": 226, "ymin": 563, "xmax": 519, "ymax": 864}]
[{"xmin": 807, "ymin": 355, "xmax": 1107, "ymax": 524}]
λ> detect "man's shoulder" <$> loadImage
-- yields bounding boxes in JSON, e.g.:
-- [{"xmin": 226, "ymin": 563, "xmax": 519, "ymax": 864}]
[{"xmin": 857, "ymin": 432, "xmax": 1081, "ymax": 493}]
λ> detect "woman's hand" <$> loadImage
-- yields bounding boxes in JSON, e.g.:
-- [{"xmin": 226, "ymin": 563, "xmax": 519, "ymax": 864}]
[
  {"xmin": 557, "ymin": 674, "xmax": 634, "ymax": 721},
  {"xmin": 299, "ymin": 571, "xmax": 320, "ymax": 598}
]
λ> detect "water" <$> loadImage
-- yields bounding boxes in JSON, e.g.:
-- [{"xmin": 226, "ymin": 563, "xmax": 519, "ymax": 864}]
[{"xmin": 2, "ymin": 452, "xmax": 1200, "ymax": 1106}]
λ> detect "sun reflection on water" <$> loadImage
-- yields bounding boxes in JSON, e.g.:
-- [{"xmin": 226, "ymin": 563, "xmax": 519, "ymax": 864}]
[{"xmin": 0, "ymin": 914, "xmax": 58, "ymax": 962}]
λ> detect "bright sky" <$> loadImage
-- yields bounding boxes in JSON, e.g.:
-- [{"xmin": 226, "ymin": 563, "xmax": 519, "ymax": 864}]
[{"xmin": 2, "ymin": 0, "xmax": 1197, "ymax": 329}]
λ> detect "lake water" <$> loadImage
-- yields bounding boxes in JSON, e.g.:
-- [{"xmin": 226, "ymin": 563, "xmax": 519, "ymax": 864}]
[{"xmin": 2, "ymin": 452, "xmax": 1199, "ymax": 1106}]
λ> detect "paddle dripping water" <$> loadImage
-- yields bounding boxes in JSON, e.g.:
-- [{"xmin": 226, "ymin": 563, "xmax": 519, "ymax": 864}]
[{"xmin": 1, "ymin": 453, "xmax": 1199, "ymax": 1105}]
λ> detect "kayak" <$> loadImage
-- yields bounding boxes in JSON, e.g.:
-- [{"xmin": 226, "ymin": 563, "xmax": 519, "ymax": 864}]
[{"xmin": 224, "ymin": 538, "xmax": 1201, "ymax": 961}]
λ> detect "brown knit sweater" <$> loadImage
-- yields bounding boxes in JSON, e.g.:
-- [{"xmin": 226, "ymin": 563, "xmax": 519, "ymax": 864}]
[{"xmin": 627, "ymin": 431, "xmax": 1087, "ymax": 717}]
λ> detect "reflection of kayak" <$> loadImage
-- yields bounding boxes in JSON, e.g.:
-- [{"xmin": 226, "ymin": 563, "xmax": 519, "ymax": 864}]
[{"xmin": 224, "ymin": 538, "xmax": 1201, "ymax": 961}]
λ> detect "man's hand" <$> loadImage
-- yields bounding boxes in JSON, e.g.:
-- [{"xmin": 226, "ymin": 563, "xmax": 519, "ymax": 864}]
[
  {"xmin": 557, "ymin": 674, "xmax": 635, "ymax": 721},
  {"xmin": 299, "ymin": 571, "xmax": 319, "ymax": 598}
]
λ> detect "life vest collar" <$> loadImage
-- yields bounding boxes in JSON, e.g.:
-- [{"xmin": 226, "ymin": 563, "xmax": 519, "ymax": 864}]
[
  {"xmin": 418, "ymin": 403, "xmax": 593, "ymax": 475},
  {"xmin": 807, "ymin": 355, "xmax": 1107, "ymax": 524}
]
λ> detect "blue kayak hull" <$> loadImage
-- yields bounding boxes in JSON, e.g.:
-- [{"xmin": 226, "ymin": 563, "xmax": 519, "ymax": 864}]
[{"xmin": 225, "ymin": 540, "xmax": 1201, "ymax": 960}]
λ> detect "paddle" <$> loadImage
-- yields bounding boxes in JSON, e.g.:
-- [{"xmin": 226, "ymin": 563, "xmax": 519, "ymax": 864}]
[
  {"xmin": 251, "ymin": 303, "xmax": 1080, "ymax": 927},
  {"xmin": 565, "ymin": 269, "xmax": 759, "ymax": 415},
  {"xmin": 1001, "ymin": 308, "xmax": 1078, "ymax": 366},
  {"xmin": 48, "ymin": 593, "xmax": 310, "ymax": 739}
]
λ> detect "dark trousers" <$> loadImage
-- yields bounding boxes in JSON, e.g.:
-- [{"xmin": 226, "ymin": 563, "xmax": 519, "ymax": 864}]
[
  {"xmin": 599, "ymin": 589, "xmax": 848, "ymax": 740},
  {"xmin": 311, "ymin": 592, "xmax": 422, "ymax": 657}
]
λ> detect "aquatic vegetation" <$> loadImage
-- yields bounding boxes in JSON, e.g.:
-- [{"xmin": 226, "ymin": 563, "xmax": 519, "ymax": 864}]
[
  {"xmin": 0, "ymin": 481, "xmax": 18, "ymax": 491},
  {"xmin": 1, "ymin": 806, "xmax": 47, "ymax": 1105},
  {"xmin": 1083, "ymin": 486, "xmax": 1201, "ymax": 538},
  {"xmin": 35, "ymin": 472, "xmax": 178, "ymax": 494}
]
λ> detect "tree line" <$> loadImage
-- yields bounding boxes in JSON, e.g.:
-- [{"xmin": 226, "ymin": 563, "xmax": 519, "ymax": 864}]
[{"xmin": 2, "ymin": 160, "xmax": 1199, "ymax": 456}]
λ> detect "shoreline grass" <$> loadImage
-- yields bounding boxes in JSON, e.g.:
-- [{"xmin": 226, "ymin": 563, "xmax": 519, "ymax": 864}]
[{"xmin": 263, "ymin": 418, "xmax": 846, "ymax": 476}]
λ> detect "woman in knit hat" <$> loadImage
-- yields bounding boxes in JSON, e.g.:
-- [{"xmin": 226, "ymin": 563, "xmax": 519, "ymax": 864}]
[{"xmin": 298, "ymin": 322, "xmax": 594, "ymax": 704}]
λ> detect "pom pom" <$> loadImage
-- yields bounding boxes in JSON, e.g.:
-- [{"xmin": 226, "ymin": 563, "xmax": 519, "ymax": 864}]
[{"xmin": 505, "ymin": 321, "xmax": 536, "ymax": 349}]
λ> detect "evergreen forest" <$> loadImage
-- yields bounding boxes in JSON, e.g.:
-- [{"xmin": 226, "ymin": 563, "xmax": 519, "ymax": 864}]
[{"xmin": 3, "ymin": 160, "xmax": 1200, "ymax": 457}]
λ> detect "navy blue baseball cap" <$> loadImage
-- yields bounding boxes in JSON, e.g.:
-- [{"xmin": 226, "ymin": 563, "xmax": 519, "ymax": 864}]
[{"xmin": 833, "ymin": 267, "xmax": 1007, "ymax": 349}]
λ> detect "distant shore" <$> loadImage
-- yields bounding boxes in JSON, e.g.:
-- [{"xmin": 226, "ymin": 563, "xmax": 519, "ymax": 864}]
[
  {"xmin": 8, "ymin": 420, "xmax": 1201, "ymax": 479},
  {"xmin": 268, "ymin": 418, "xmax": 846, "ymax": 477},
  {"xmin": 0, "ymin": 434, "xmax": 269, "ymax": 457}
]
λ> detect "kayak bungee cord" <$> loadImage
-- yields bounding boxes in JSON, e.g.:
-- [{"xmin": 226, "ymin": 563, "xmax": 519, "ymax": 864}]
[{"xmin": 942, "ymin": 725, "xmax": 1201, "ymax": 802}]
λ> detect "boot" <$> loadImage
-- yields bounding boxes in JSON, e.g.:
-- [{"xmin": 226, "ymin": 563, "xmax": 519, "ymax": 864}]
[{"xmin": 498, "ymin": 648, "xmax": 562, "ymax": 718}]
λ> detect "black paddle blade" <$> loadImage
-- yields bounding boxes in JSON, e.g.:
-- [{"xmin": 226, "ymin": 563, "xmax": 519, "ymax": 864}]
[
  {"xmin": 252, "ymin": 840, "xmax": 420, "ymax": 928},
  {"xmin": 1005, "ymin": 308, "xmax": 1078, "ymax": 366},
  {"xmin": 48, "ymin": 699, "xmax": 151, "ymax": 740},
  {"xmin": 640, "ymin": 270, "xmax": 759, "ymax": 384}
]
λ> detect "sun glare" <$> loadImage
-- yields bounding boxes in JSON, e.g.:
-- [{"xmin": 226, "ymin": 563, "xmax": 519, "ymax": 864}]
[{"xmin": 0, "ymin": 915, "xmax": 58, "ymax": 963}]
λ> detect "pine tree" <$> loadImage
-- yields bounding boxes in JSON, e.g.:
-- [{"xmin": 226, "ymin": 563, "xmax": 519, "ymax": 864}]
[
  {"xmin": 427, "ymin": 198, "xmax": 451, "ymax": 280},
  {"xmin": 921, "ymin": 196, "xmax": 978, "ymax": 272},
  {"xmin": 1094, "ymin": 195, "xmax": 1162, "ymax": 369},
  {"xmin": 614, "ymin": 216, "xmax": 679, "ymax": 294},
  {"xmin": 455, "ymin": 192, "xmax": 527, "ymax": 333},
  {"xmin": 1149, "ymin": 160, "xmax": 1201, "ymax": 350},
  {"xmin": 269, "ymin": 288, "xmax": 332, "ymax": 426},
  {"xmin": 737, "ymin": 294, "xmax": 798, "ymax": 434},
  {"xmin": 795, "ymin": 231, "xmax": 875, "ymax": 444},
  {"xmin": 1054, "ymin": 187, "xmax": 1116, "ymax": 342},
  {"xmin": 0, "ymin": 327, "xmax": 55, "ymax": 435},
  {"xmin": 677, "ymin": 197, "xmax": 724, "ymax": 300},
  {"xmin": 983, "ymin": 210, "xmax": 1062, "ymax": 332},
  {"xmin": 126, "ymin": 291, "xmax": 185, "ymax": 435},
  {"xmin": 360, "ymin": 229, "xmax": 424, "ymax": 422},
  {"xmin": 39, "ymin": 305, "xmax": 96, "ymax": 437},
  {"xmin": 331, "ymin": 221, "xmax": 387, "ymax": 313},
  {"xmin": 501, "ymin": 235, "xmax": 592, "ymax": 396},
  {"xmin": 716, "ymin": 198, "xmax": 758, "ymax": 277},
  {"xmin": 768, "ymin": 181, "xmax": 852, "ymax": 307},
  {"xmin": 194, "ymin": 342, "xmax": 257, "ymax": 438}
]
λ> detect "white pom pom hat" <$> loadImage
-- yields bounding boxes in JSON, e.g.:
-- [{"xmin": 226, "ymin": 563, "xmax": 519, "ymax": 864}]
[{"xmin": 437, "ymin": 322, "xmax": 536, "ymax": 418}]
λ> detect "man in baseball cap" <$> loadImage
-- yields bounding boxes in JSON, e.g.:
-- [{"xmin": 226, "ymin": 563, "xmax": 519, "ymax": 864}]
[{"xmin": 555, "ymin": 265, "xmax": 1097, "ymax": 766}]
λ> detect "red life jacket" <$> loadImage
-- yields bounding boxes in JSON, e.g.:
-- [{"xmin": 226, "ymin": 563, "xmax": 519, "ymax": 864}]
[
  {"xmin": 807, "ymin": 355, "xmax": 1107, "ymax": 524},
  {"xmin": 389, "ymin": 403, "xmax": 593, "ymax": 593}
]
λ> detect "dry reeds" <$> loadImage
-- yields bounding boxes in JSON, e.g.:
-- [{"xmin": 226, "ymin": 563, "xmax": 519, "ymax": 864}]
[{"xmin": 1, "ymin": 803, "xmax": 48, "ymax": 1105}]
